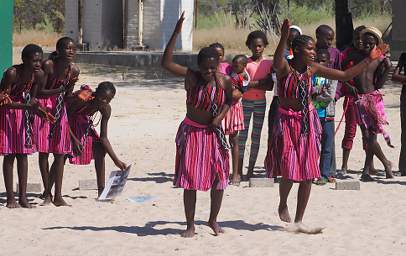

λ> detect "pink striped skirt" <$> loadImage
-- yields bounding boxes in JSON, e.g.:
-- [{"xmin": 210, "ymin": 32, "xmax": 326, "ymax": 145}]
[
  {"xmin": 265, "ymin": 106, "xmax": 322, "ymax": 182},
  {"xmin": 174, "ymin": 117, "xmax": 230, "ymax": 191},
  {"xmin": 222, "ymin": 100, "xmax": 244, "ymax": 135},
  {"xmin": 34, "ymin": 97, "xmax": 72, "ymax": 154},
  {"xmin": 69, "ymin": 114, "xmax": 99, "ymax": 165},
  {"xmin": 0, "ymin": 106, "xmax": 36, "ymax": 155},
  {"xmin": 355, "ymin": 90, "xmax": 389, "ymax": 136}
]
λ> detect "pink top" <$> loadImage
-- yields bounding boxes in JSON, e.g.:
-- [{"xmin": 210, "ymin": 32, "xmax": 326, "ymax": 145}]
[
  {"xmin": 218, "ymin": 62, "xmax": 231, "ymax": 75},
  {"xmin": 243, "ymin": 58, "xmax": 272, "ymax": 100}
]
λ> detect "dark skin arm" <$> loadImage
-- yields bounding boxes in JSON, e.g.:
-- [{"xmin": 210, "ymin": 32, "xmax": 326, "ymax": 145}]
[
  {"xmin": 161, "ymin": 11, "xmax": 188, "ymax": 79},
  {"xmin": 65, "ymin": 65, "xmax": 80, "ymax": 97},
  {"xmin": 98, "ymin": 104, "xmax": 127, "ymax": 170},
  {"xmin": 39, "ymin": 60, "xmax": 64, "ymax": 96},
  {"xmin": 392, "ymin": 66, "xmax": 406, "ymax": 83},
  {"xmin": 0, "ymin": 67, "xmax": 33, "ymax": 109},
  {"xmin": 374, "ymin": 57, "xmax": 391, "ymax": 89},
  {"xmin": 273, "ymin": 20, "xmax": 291, "ymax": 81},
  {"xmin": 249, "ymin": 74, "xmax": 274, "ymax": 90}
]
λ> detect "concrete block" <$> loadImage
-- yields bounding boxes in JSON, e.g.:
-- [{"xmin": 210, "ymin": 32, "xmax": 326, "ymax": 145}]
[
  {"xmin": 334, "ymin": 181, "xmax": 360, "ymax": 190},
  {"xmin": 16, "ymin": 183, "xmax": 42, "ymax": 193},
  {"xmin": 249, "ymin": 178, "xmax": 274, "ymax": 188},
  {"xmin": 79, "ymin": 179, "xmax": 98, "ymax": 190}
]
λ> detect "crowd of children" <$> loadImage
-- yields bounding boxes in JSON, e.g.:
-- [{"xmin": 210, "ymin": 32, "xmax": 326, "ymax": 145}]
[
  {"xmin": 1, "ymin": 12, "xmax": 404, "ymax": 236},
  {"xmin": 0, "ymin": 38, "xmax": 127, "ymax": 208}
]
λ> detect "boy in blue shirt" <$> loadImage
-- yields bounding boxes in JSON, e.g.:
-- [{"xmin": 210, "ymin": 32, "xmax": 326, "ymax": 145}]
[{"xmin": 312, "ymin": 48, "xmax": 338, "ymax": 185}]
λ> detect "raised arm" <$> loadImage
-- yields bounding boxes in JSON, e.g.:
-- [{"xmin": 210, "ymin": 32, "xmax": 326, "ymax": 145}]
[
  {"xmin": 99, "ymin": 105, "xmax": 127, "ymax": 170},
  {"xmin": 312, "ymin": 44, "xmax": 388, "ymax": 81},
  {"xmin": 161, "ymin": 11, "xmax": 188, "ymax": 77},
  {"xmin": 273, "ymin": 19, "xmax": 291, "ymax": 79}
]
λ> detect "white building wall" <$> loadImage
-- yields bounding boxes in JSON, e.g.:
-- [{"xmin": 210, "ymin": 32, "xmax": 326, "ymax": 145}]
[
  {"xmin": 82, "ymin": 0, "xmax": 103, "ymax": 50},
  {"xmin": 125, "ymin": 0, "xmax": 139, "ymax": 50},
  {"xmin": 64, "ymin": 0, "xmax": 79, "ymax": 42}
]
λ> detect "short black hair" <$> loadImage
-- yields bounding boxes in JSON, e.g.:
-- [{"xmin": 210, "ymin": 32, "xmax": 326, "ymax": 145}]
[
  {"xmin": 316, "ymin": 25, "xmax": 334, "ymax": 36},
  {"xmin": 21, "ymin": 44, "xmax": 43, "ymax": 61},
  {"xmin": 354, "ymin": 25, "xmax": 366, "ymax": 36},
  {"xmin": 292, "ymin": 35, "xmax": 315, "ymax": 52},
  {"xmin": 245, "ymin": 30, "xmax": 269, "ymax": 47},
  {"xmin": 96, "ymin": 81, "xmax": 116, "ymax": 96},
  {"xmin": 209, "ymin": 42, "xmax": 224, "ymax": 51},
  {"xmin": 232, "ymin": 54, "xmax": 248, "ymax": 65},
  {"xmin": 197, "ymin": 47, "xmax": 219, "ymax": 65},
  {"xmin": 56, "ymin": 36, "xmax": 75, "ymax": 52}
]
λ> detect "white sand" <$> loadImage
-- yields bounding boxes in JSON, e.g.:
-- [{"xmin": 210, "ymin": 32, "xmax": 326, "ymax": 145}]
[{"xmin": 0, "ymin": 64, "xmax": 405, "ymax": 256}]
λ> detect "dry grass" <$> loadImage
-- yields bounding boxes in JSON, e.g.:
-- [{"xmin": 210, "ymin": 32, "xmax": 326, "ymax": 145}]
[
  {"xmin": 13, "ymin": 30, "xmax": 61, "ymax": 48},
  {"xmin": 12, "ymin": 30, "xmax": 61, "ymax": 64},
  {"xmin": 194, "ymin": 15, "xmax": 392, "ymax": 55}
]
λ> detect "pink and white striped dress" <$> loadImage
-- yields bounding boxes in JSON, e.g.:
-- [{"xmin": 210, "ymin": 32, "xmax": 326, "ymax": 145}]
[
  {"xmin": 222, "ymin": 72, "xmax": 245, "ymax": 135},
  {"xmin": 0, "ymin": 69, "xmax": 36, "ymax": 155},
  {"xmin": 218, "ymin": 62, "xmax": 245, "ymax": 135},
  {"xmin": 33, "ymin": 65, "xmax": 73, "ymax": 154},
  {"xmin": 174, "ymin": 71, "xmax": 230, "ymax": 191},
  {"xmin": 264, "ymin": 66, "xmax": 322, "ymax": 181},
  {"xmin": 68, "ymin": 87, "xmax": 99, "ymax": 165}
]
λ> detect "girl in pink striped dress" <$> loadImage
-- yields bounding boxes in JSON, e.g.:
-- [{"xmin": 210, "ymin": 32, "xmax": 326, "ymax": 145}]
[
  {"xmin": 34, "ymin": 37, "xmax": 80, "ymax": 206},
  {"xmin": 210, "ymin": 43, "xmax": 248, "ymax": 185},
  {"xmin": 162, "ymin": 13, "xmax": 233, "ymax": 238},
  {"xmin": 266, "ymin": 19, "xmax": 385, "ymax": 233},
  {"xmin": 0, "ymin": 44, "xmax": 46, "ymax": 208},
  {"xmin": 66, "ymin": 83, "xmax": 127, "ymax": 197}
]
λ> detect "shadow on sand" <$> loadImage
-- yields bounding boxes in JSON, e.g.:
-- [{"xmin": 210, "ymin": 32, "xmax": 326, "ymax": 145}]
[{"xmin": 43, "ymin": 220, "xmax": 283, "ymax": 236}]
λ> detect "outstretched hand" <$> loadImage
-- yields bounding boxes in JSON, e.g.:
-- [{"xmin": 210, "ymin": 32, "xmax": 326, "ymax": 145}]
[
  {"xmin": 370, "ymin": 44, "xmax": 389, "ymax": 60},
  {"xmin": 281, "ymin": 19, "xmax": 291, "ymax": 39},
  {"xmin": 174, "ymin": 11, "xmax": 185, "ymax": 34}
]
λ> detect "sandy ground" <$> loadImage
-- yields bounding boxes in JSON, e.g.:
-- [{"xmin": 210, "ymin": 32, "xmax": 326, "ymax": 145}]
[{"xmin": 0, "ymin": 64, "xmax": 405, "ymax": 256}]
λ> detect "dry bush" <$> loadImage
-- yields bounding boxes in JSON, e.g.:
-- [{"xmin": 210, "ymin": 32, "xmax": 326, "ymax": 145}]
[{"xmin": 194, "ymin": 15, "xmax": 391, "ymax": 55}]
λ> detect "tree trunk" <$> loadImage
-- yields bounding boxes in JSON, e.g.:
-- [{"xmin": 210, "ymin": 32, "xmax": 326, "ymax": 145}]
[{"xmin": 335, "ymin": 0, "xmax": 353, "ymax": 51}]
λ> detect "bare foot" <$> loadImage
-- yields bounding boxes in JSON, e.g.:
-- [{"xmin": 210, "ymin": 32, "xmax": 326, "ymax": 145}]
[
  {"xmin": 230, "ymin": 174, "xmax": 241, "ymax": 186},
  {"xmin": 6, "ymin": 199, "xmax": 20, "ymax": 209},
  {"xmin": 340, "ymin": 166, "xmax": 348, "ymax": 174},
  {"xmin": 53, "ymin": 197, "xmax": 71, "ymax": 207},
  {"xmin": 368, "ymin": 168, "xmax": 378, "ymax": 175},
  {"xmin": 384, "ymin": 161, "xmax": 393, "ymax": 179},
  {"xmin": 285, "ymin": 222, "xmax": 324, "ymax": 234},
  {"xmin": 278, "ymin": 204, "xmax": 291, "ymax": 223},
  {"xmin": 180, "ymin": 225, "xmax": 195, "ymax": 238},
  {"xmin": 19, "ymin": 197, "xmax": 33, "ymax": 208},
  {"xmin": 360, "ymin": 173, "xmax": 375, "ymax": 182},
  {"xmin": 208, "ymin": 220, "xmax": 224, "ymax": 236},
  {"xmin": 40, "ymin": 194, "xmax": 53, "ymax": 206}
]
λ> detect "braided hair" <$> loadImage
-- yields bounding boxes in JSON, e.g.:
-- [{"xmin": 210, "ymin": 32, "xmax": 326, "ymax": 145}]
[
  {"xmin": 197, "ymin": 47, "xmax": 220, "ymax": 66},
  {"xmin": 292, "ymin": 35, "xmax": 314, "ymax": 53}
]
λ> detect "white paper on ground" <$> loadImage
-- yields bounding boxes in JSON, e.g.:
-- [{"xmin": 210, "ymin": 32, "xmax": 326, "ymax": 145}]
[{"xmin": 98, "ymin": 165, "xmax": 132, "ymax": 201}]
